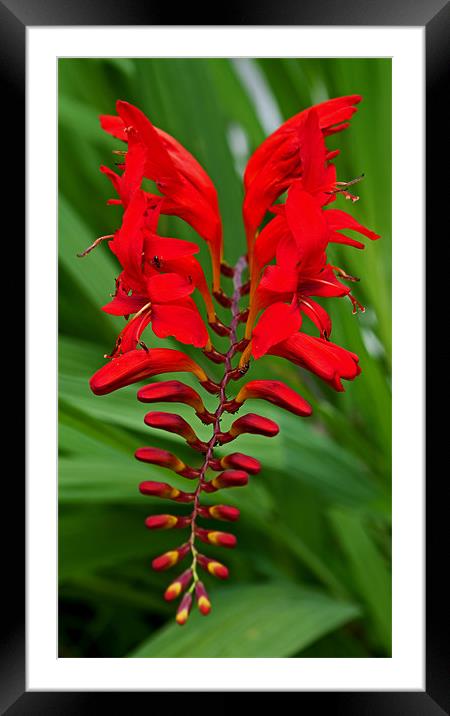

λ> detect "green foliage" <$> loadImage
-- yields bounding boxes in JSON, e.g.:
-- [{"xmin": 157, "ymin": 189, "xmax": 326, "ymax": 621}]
[{"xmin": 58, "ymin": 58, "xmax": 391, "ymax": 658}]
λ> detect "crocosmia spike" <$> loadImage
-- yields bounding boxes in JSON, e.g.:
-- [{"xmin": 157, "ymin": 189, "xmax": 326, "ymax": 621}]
[{"xmin": 81, "ymin": 94, "xmax": 380, "ymax": 623}]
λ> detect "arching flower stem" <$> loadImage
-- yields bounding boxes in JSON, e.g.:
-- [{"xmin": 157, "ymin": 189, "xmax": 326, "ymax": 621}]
[{"xmin": 187, "ymin": 255, "xmax": 248, "ymax": 588}]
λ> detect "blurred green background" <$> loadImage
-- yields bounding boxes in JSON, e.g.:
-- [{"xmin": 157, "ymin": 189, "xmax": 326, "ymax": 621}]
[{"xmin": 58, "ymin": 58, "xmax": 391, "ymax": 658}]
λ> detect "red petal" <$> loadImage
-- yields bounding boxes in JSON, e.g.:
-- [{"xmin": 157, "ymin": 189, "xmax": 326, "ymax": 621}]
[
  {"xmin": 99, "ymin": 114, "xmax": 127, "ymax": 141},
  {"xmin": 119, "ymin": 130, "xmax": 146, "ymax": 207},
  {"xmin": 100, "ymin": 164, "xmax": 121, "ymax": 194},
  {"xmin": 113, "ymin": 308, "xmax": 152, "ymax": 354},
  {"xmin": 299, "ymin": 109, "xmax": 329, "ymax": 194},
  {"xmin": 254, "ymin": 215, "xmax": 290, "ymax": 270},
  {"xmin": 301, "ymin": 265, "xmax": 350, "ymax": 298},
  {"xmin": 109, "ymin": 190, "xmax": 147, "ymax": 291},
  {"xmin": 259, "ymin": 264, "xmax": 298, "ymax": 294},
  {"xmin": 116, "ymin": 100, "xmax": 178, "ymax": 183},
  {"xmin": 102, "ymin": 292, "xmax": 148, "ymax": 316},
  {"xmin": 299, "ymin": 298, "xmax": 333, "ymax": 338},
  {"xmin": 144, "ymin": 235, "xmax": 199, "ymax": 262},
  {"xmin": 151, "ymin": 300, "xmax": 208, "ymax": 348},
  {"xmin": 328, "ymin": 231, "xmax": 365, "ymax": 250},
  {"xmin": 286, "ymin": 183, "xmax": 328, "ymax": 262},
  {"xmin": 252, "ymin": 302, "xmax": 301, "ymax": 359},
  {"xmin": 146, "ymin": 273, "xmax": 195, "ymax": 302},
  {"xmin": 324, "ymin": 208, "xmax": 380, "ymax": 244},
  {"xmin": 161, "ymin": 255, "xmax": 215, "ymax": 321}
]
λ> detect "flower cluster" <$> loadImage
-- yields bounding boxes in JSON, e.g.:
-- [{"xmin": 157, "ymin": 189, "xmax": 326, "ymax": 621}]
[{"xmin": 81, "ymin": 95, "xmax": 379, "ymax": 624}]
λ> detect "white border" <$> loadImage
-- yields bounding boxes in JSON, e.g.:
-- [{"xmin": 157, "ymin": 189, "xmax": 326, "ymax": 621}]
[{"xmin": 27, "ymin": 27, "xmax": 425, "ymax": 691}]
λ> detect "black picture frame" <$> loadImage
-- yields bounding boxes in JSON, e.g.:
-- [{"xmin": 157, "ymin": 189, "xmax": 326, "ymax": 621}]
[{"xmin": 5, "ymin": 0, "xmax": 444, "ymax": 712}]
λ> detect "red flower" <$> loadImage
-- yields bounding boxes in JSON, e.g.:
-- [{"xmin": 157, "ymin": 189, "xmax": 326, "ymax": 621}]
[
  {"xmin": 269, "ymin": 333, "xmax": 361, "ymax": 391},
  {"xmin": 100, "ymin": 101, "xmax": 223, "ymax": 291},
  {"xmin": 83, "ymin": 93, "xmax": 381, "ymax": 624},
  {"xmin": 89, "ymin": 348, "xmax": 211, "ymax": 396},
  {"xmin": 243, "ymin": 95, "xmax": 362, "ymax": 245}
]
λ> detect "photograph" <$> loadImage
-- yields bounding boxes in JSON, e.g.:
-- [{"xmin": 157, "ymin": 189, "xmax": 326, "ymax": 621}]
[{"xmin": 58, "ymin": 57, "xmax": 392, "ymax": 659}]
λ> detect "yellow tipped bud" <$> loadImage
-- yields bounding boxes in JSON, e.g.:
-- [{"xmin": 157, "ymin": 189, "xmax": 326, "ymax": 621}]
[{"xmin": 176, "ymin": 609, "xmax": 189, "ymax": 625}]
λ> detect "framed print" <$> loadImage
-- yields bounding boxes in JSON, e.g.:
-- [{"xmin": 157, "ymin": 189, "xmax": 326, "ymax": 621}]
[{"xmin": 2, "ymin": 0, "xmax": 445, "ymax": 711}]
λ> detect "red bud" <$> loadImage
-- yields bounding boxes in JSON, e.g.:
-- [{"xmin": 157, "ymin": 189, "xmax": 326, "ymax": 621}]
[
  {"xmin": 152, "ymin": 542, "xmax": 190, "ymax": 571},
  {"xmin": 195, "ymin": 581, "xmax": 212, "ymax": 615},
  {"xmin": 176, "ymin": 592, "xmax": 193, "ymax": 625},
  {"xmin": 139, "ymin": 480, "xmax": 194, "ymax": 503},
  {"xmin": 144, "ymin": 412, "xmax": 208, "ymax": 452},
  {"xmin": 198, "ymin": 504, "xmax": 240, "ymax": 522},
  {"xmin": 196, "ymin": 527, "xmax": 237, "ymax": 548},
  {"xmin": 233, "ymin": 379, "xmax": 312, "ymax": 417},
  {"xmin": 164, "ymin": 569, "xmax": 192, "ymax": 601},
  {"xmin": 205, "ymin": 469, "xmax": 249, "ymax": 491},
  {"xmin": 145, "ymin": 514, "xmax": 191, "ymax": 530},
  {"xmin": 135, "ymin": 447, "xmax": 199, "ymax": 479},
  {"xmin": 219, "ymin": 452, "xmax": 261, "ymax": 474},
  {"xmin": 218, "ymin": 413, "xmax": 279, "ymax": 443},
  {"xmin": 197, "ymin": 553, "xmax": 229, "ymax": 580},
  {"xmin": 137, "ymin": 380, "xmax": 214, "ymax": 423}
]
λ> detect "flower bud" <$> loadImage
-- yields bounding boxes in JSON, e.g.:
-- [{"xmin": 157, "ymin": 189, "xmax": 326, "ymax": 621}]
[
  {"xmin": 176, "ymin": 592, "xmax": 193, "ymax": 625},
  {"xmin": 197, "ymin": 554, "xmax": 229, "ymax": 580},
  {"xmin": 232, "ymin": 379, "xmax": 312, "ymax": 417},
  {"xmin": 145, "ymin": 514, "xmax": 191, "ymax": 530},
  {"xmin": 135, "ymin": 447, "xmax": 199, "ymax": 479},
  {"xmin": 196, "ymin": 527, "xmax": 237, "ymax": 548},
  {"xmin": 137, "ymin": 380, "xmax": 214, "ymax": 424},
  {"xmin": 144, "ymin": 412, "xmax": 208, "ymax": 452},
  {"xmin": 209, "ymin": 317, "xmax": 231, "ymax": 337},
  {"xmin": 219, "ymin": 452, "xmax": 261, "ymax": 475},
  {"xmin": 139, "ymin": 480, "xmax": 193, "ymax": 503},
  {"xmin": 203, "ymin": 346, "xmax": 227, "ymax": 365},
  {"xmin": 164, "ymin": 569, "xmax": 192, "ymax": 601},
  {"xmin": 205, "ymin": 469, "xmax": 249, "ymax": 492},
  {"xmin": 90, "ymin": 348, "xmax": 209, "ymax": 396},
  {"xmin": 218, "ymin": 413, "xmax": 279, "ymax": 443},
  {"xmin": 195, "ymin": 581, "xmax": 212, "ymax": 615},
  {"xmin": 152, "ymin": 542, "xmax": 190, "ymax": 571},
  {"xmin": 197, "ymin": 504, "xmax": 240, "ymax": 522},
  {"xmin": 213, "ymin": 288, "xmax": 233, "ymax": 308}
]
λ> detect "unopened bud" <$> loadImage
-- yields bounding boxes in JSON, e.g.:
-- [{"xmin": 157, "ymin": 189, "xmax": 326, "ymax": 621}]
[
  {"xmin": 135, "ymin": 447, "xmax": 199, "ymax": 479},
  {"xmin": 145, "ymin": 514, "xmax": 191, "ymax": 530},
  {"xmin": 139, "ymin": 480, "xmax": 194, "ymax": 503},
  {"xmin": 144, "ymin": 412, "xmax": 208, "ymax": 452},
  {"xmin": 137, "ymin": 380, "xmax": 214, "ymax": 423},
  {"xmin": 233, "ymin": 380, "xmax": 312, "ymax": 417},
  {"xmin": 196, "ymin": 527, "xmax": 237, "ymax": 548},
  {"xmin": 217, "ymin": 413, "xmax": 279, "ymax": 443},
  {"xmin": 219, "ymin": 452, "xmax": 261, "ymax": 474},
  {"xmin": 152, "ymin": 543, "xmax": 190, "ymax": 571},
  {"xmin": 176, "ymin": 592, "xmax": 193, "ymax": 625},
  {"xmin": 164, "ymin": 569, "xmax": 192, "ymax": 601},
  {"xmin": 198, "ymin": 504, "xmax": 240, "ymax": 522},
  {"xmin": 195, "ymin": 581, "xmax": 212, "ymax": 615},
  {"xmin": 209, "ymin": 317, "xmax": 231, "ymax": 337},
  {"xmin": 197, "ymin": 554, "xmax": 229, "ymax": 580},
  {"xmin": 213, "ymin": 288, "xmax": 233, "ymax": 308},
  {"xmin": 205, "ymin": 469, "xmax": 249, "ymax": 492}
]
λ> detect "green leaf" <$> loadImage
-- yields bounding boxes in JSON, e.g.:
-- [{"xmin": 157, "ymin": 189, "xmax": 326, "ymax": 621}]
[
  {"xmin": 328, "ymin": 508, "xmax": 391, "ymax": 653},
  {"xmin": 130, "ymin": 583, "xmax": 360, "ymax": 657}
]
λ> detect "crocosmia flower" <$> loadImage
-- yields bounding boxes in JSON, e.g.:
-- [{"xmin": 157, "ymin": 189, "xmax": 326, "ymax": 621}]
[{"xmin": 79, "ymin": 95, "xmax": 380, "ymax": 624}]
